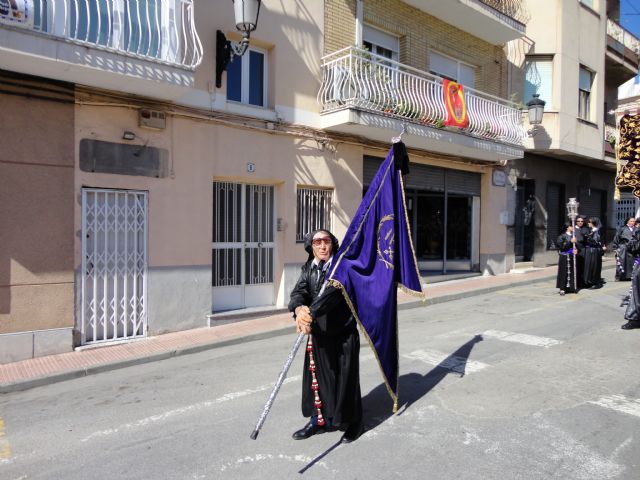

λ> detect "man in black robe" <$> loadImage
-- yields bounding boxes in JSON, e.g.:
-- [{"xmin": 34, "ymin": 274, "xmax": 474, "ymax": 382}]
[
  {"xmin": 556, "ymin": 223, "xmax": 577, "ymax": 295},
  {"xmin": 612, "ymin": 216, "xmax": 636, "ymax": 281},
  {"xmin": 288, "ymin": 229, "xmax": 363, "ymax": 443},
  {"xmin": 573, "ymin": 216, "xmax": 588, "ymax": 289}
]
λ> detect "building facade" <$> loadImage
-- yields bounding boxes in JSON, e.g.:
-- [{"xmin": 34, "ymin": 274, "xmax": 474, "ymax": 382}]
[
  {"xmin": 506, "ymin": 0, "xmax": 639, "ymax": 267},
  {"xmin": 1, "ymin": 0, "xmax": 532, "ymax": 363}
]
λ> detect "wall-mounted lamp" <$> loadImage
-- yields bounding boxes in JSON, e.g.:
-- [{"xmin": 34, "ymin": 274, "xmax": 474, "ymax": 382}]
[
  {"xmin": 122, "ymin": 131, "xmax": 137, "ymax": 141},
  {"xmin": 526, "ymin": 94, "xmax": 546, "ymax": 136},
  {"xmin": 216, "ymin": 0, "xmax": 262, "ymax": 88}
]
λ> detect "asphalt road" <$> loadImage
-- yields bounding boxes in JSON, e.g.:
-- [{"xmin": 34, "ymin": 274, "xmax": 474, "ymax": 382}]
[{"xmin": 1, "ymin": 269, "xmax": 639, "ymax": 480}]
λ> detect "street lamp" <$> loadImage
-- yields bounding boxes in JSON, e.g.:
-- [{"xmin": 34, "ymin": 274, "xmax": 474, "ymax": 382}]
[
  {"xmin": 526, "ymin": 94, "xmax": 546, "ymax": 136},
  {"xmin": 566, "ymin": 197, "xmax": 579, "ymax": 292},
  {"xmin": 216, "ymin": 0, "xmax": 262, "ymax": 88}
]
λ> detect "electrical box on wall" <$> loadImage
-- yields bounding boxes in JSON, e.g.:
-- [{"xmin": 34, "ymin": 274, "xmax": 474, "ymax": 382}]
[{"xmin": 139, "ymin": 109, "xmax": 166, "ymax": 130}]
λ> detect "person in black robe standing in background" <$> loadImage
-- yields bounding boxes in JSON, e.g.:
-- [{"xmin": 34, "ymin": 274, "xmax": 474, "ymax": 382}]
[
  {"xmin": 621, "ymin": 226, "xmax": 640, "ymax": 329},
  {"xmin": 611, "ymin": 216, "xmax": 636, "ymax": 281},
  {"xmin": 556, "ymin": 223, "xmax": 578, "ymax": 295},
  {"xmin": 573, "ymin": 216, "xmax": 588, "ymax": 289},
  {"xmin": 288, "ymin": 229, "xmax": 364, "ymax": 443},
  {"xmin": 583, "ymin": 217, "xmax": 606, "ymax": 289}
]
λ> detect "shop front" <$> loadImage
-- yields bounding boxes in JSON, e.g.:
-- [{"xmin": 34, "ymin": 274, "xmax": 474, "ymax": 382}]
[{"xmin": 364, "ymin": 156, "xmax": 481, "ymax": 273}]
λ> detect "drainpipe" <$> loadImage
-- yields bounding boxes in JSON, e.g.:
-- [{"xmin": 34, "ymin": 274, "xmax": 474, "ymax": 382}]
[{"xmin": 355, "ymin": 0, "xmax": 363, "ymax": 46}]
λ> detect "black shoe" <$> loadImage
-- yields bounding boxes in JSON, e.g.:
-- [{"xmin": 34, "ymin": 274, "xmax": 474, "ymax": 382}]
[
  {"xmin": 621, "ymin": 322, "xmax": 640, "ymax": 330},
  {"xmin": 292, "ymin": 422, "xmax": 325, "ymax": 440},
  {"xmin": 341, "ymin": 423, "xmax": 364, "ymax": 444}
]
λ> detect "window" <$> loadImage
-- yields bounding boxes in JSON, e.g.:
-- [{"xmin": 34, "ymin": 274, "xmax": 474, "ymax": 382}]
[
  {"xmin": 579, "ymin": 66, "xmax": 593, "ymax": 121},
  {"xmin": 227, "ymin": 47, "xmax": 267, "ymax": 107},
  {"xmin": 363, "ymin": 25, "xmax": 399, "ymax": 62},
  {"xmin": 524, "ymin": 56, "xmax": 553, "ymax": 110},
  {"xmin": 579, "ymin": 0, "xmax": 594, "ymax": 9},
  {"xmin": 546, "ymin": 182, "xmax": 566, "ymax": 250},
  {"xmin": 429, "ymin": 51, "xmax": 475, "ymax": 88},
  {"xmin": 296, "ymin": 187, "xmax": 332, "ymax": 242}
]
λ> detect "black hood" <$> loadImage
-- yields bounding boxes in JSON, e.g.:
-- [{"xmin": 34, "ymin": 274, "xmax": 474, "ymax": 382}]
[{"xmin": 303, "ymin": 229, "xmax": 340, "ymax": 261}]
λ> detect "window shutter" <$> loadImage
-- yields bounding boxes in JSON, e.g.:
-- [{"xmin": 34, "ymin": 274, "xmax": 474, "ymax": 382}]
[{"xmin": 525, "ymin": 58, "xmax": 553, "ymax": 110}]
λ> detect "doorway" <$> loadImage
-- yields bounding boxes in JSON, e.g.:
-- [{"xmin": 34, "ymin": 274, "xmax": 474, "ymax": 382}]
[
  {"xmin": 212, "ymin": 182, "xmax": 275, "ymax": 312},
  {"xmin": 514, "ymin": 179, "xmax": 536, "ymax": 262}
]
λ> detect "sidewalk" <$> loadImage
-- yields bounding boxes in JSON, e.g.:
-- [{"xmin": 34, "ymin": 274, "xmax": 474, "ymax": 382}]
[{"xmin": 0, "ymin": 262, "xmax": 609, "ymax": 393}]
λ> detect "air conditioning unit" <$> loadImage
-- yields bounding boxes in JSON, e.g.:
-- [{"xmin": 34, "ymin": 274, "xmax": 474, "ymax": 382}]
[{"xmin": 139, "ymin": 109, "xmax": 166, "ymax": 130}]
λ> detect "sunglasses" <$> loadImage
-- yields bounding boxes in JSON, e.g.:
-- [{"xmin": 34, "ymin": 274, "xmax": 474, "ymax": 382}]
[{"xmin": 312, "ymin": 238, "xmax": 331, "ymax": 246}]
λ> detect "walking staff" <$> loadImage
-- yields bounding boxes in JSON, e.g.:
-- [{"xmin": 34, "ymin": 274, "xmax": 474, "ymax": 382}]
[
  {"xmin": 250, "ymin": 332, "xmax": 306, "ymax": 440},
  {"xmin": 566, "ymin": 198, "xmax": 579, "ymax": 292}
]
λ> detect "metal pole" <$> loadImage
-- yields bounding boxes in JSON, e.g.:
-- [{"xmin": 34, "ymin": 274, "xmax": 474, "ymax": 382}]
[
  {"xmin": 250, "ymin": 332, "xmax": 306, "ymax": 440},
  {"xmin": 567, "ymin": 198, "xmax": 579, "ymax": 293},
  {"xmin": 571, "ymin": 217, "xmax": 577, "ymax": 292}
]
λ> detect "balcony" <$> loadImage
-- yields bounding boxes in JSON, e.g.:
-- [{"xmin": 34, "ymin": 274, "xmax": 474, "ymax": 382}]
[
  {"xmin": 317, "ymin": 47, "xmax": 525, "ymax": 162},
  {"xmin": 606, "ymin": 18, "xmax": 639, "ymax": 86},
  {"xmin": 403, "ymin": 0, "xmax": 528, "ymax": 45},
  {"xmin": 0, "ymin": 0, "xmax": 203, "ymax": 100}
]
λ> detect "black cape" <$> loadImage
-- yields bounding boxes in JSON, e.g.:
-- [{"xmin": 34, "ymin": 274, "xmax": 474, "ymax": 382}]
[
  {"xmin": 612, "ymin": 226, "xmax": 636, "ymax": 281},
  {"xmin": 583, "ymin": 229, "xmax": 604, "ymax": 287},
  {"xmin": 288, "ymin": 259, "xmax": 362, "ymax": 429}
]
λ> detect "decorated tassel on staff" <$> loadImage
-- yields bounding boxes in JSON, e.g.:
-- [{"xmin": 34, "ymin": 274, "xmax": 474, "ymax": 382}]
[{"xmin": 307, "ymin": 335, "xmax": 325, "ymax": 426}]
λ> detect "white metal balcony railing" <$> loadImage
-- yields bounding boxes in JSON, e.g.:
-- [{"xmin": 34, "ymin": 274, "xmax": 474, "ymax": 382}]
[
  {"xmin": 604, "ymin": 122, "xmax": 617, "ymax": 154},
  {"xmin": 607, "ymin": 18, "xmax": 640, "ymax": 56},
  {"xmin": 0, "ymin": 0, "xmax": 203, "ymax": 69},
  {"xmin": 477, "ymin": 0, "xmax": 530, "ymax": 26},
  {"xmin": 318, "ymin": 47, "xmax": 525, "ymax": 146}
]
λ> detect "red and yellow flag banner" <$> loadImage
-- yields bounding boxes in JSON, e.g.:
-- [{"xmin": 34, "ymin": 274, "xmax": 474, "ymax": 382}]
[
  {"xmin": 615, "ymin": 114, "xmax": 640, "ymax": 198},
  {"xmin": 443, "ymin": 80, "xmax": 469, "ymax": 128}
]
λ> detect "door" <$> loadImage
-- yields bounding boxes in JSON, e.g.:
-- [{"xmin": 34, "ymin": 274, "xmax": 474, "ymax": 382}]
[
  {"xmin": 409, "ymin": 192, "xmax": 473, "ymax": 271},
  {"xmin": 514, "ymin": 179, "xmax": 536, "ymax": 262},
  {"xmin": 414, "ymin": 194, "xmax": 445, "ymax": 270},
  {"xmin": 212, "ymin": 182, "xmax": 275, "ymax": 312},
  {"xmin": 579, "ymin": 187, "xmax": 607, "ymax": 239},
  {"xmin": 81, "ymin": 188, "xmax": 148, "ymax": 345}
]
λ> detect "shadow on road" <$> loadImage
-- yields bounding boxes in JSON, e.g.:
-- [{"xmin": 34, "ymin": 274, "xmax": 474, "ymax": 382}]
[
  {"xmin": 362, "ymin": 334, "xmax": 484, "ymax": 430},
  {"xmin": 297, "ymin": 335, "xmax": 483, "ymax": 474}
]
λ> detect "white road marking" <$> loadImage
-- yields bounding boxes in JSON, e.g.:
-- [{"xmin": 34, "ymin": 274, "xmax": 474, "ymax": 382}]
[
  {"xmin": 81, "ymin": 376, "xmax": 301, "ymax": 442},
  {"xmin": 219, "ymin": 453, "xmax": 335, "ymax": 473},
  {"xmin": 483, "ymin": 330, "xmax": 563, "ymax": 348},
  {"xmin": 403, "ymin": 349, "xmax": 489, "ymax": 374},
  {"xmin": 589, "ymin": 395, "xmax": 640, "ymax": 418}
]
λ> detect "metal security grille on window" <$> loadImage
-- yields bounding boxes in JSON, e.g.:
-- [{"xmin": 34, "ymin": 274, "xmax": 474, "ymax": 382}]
[
  {"xmin": 296, "ymin": 188, "xmax": 332, "ymax": 242},
  {"xmin": 616, "ymin": 194, "xmax": 637, "ymax": 227}
]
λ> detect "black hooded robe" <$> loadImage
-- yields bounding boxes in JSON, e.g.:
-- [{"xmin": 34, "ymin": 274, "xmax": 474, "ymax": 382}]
[
  {"xmin": 583, "ymin": 229, "xmax": 604, "ymax": 287},
  {"xmin": 612, "ymin": 225, "xmax": 636, "ymax": 281},
  {"xmin": 556, "ymin": 233, "xmax": 577, "ymax": 293},
  {"xmin": 288, "ymin": 231, "xmax": 362, "ymax": 430}
]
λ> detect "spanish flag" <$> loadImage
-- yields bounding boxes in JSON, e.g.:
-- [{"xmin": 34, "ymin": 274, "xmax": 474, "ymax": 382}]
[{"xmin": 443, "ymin": 80, "xmax": 469, "ymax": 128}]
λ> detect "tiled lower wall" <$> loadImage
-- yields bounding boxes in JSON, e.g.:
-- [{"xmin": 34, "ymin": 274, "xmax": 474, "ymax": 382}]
[{"xmin": 0, "ymin": 328, "xmax": 73, "ymax": 364}]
